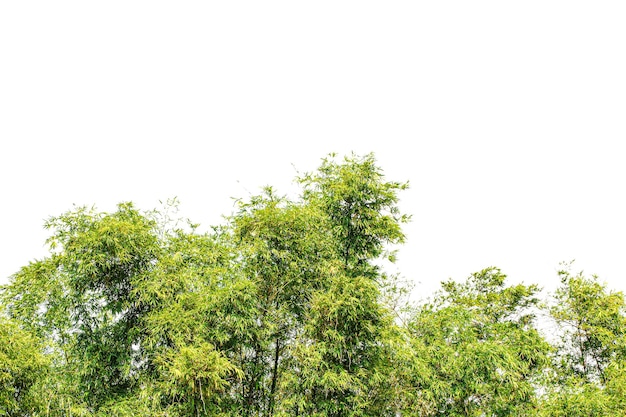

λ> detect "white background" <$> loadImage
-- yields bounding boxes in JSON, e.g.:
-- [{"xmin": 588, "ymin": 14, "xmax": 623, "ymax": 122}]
[{"xmin": 1, "ymin": 2, "xmax": 625, "ymax": 300}]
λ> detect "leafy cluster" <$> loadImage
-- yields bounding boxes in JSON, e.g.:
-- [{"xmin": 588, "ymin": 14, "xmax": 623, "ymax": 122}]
[{"xmin": 2, "ymin": 153, "xmax": 625, "ymax": 416}]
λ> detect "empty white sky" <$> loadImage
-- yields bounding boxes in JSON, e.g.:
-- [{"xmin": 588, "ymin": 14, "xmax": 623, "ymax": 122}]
[{"xmin": 1, "ymin": 2, "xmax": 625, "ymax": 299}]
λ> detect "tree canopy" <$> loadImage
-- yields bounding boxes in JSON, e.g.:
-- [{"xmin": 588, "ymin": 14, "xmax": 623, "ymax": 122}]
[{"xmin": 1, "ymin": 153, "xmax": 624, "ymax": 416}]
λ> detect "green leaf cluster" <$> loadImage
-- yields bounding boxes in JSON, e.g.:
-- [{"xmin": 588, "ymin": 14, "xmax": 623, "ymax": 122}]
[{"xmin": 2, "ymin": 153, "xmax": 626, "ymax": 416}]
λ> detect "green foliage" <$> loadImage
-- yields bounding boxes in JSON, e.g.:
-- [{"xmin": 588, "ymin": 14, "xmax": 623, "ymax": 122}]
[
  {"xmin": 538, "ymin": 266, "xmax": 626, "ymax": 416},
  {"xmin": 550, "ymin": 266, "xmax": 626, "ymax": 383},
  {"xmin": 280, "ymin": 273, "xmax": 396, "ymax": 417},
  {"xmin": 404, "ymin": 268, "xmax": 551, "ymax": 416},
  {"xmin": 299, "ymin": 152, "xmax": 409, "ymax": 277},
  {"xmin": 0, "ymin": 153, "xmax": 409, "ymax": 416},
  {"xmin": 0, "ymin": 317, "xmax": 48, "ymax": 416},
  {"xmin": 3, "ymin": 153, "xmax": 625, "ymax": 416}
]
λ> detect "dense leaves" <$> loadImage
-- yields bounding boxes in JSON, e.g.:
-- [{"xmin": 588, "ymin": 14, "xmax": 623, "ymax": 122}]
[
  {"xmin": 404, "ymin": 268, "xmax": 551, "ymax": 416},
  {"xmin": 1, "ymin": 153, "xmax": 625, "ymax": 416},
  {"xmin": 0, "ymin": 317, "xmax": 48, "ymax": 416},
  {"xmin": 538, "ymin": 266, "xmax": 626, "ymax": 416}
]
